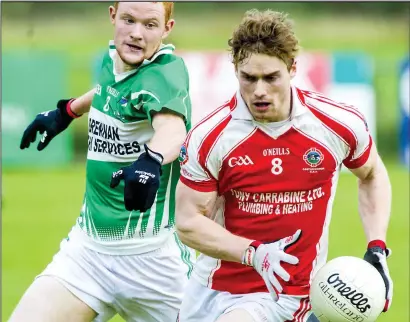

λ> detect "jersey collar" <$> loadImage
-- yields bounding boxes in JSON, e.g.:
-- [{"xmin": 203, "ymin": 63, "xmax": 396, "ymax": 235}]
[
  {"xmin": 109, "ymin": 41, "xmax": 175, "ymax": 81},
  {"xmin": 141, "ymin": 43, "xmax": 175, "ymax": 67}
]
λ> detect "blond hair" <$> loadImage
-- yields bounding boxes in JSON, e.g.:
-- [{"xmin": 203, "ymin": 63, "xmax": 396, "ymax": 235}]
[
  {"xmin": 228, "ymin": 9, "xmax": 300, "ymax": 70},
  {"xmin": 114, "ymin": 2, "xmax": 174, "ymax": 23}
]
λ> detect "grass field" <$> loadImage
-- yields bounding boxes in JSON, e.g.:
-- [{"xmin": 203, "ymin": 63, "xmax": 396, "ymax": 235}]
[{"xmin": 2, "ymin": 161, "xmax": 409, "ymax": 321}]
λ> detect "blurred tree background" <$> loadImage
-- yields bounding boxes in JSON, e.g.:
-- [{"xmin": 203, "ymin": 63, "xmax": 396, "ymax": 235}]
[{"xmin": 2, "ymin": 2, "xmax": 409, "ymax": 162}]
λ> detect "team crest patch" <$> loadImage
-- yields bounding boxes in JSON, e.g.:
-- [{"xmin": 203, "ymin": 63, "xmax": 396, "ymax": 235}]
[
  {"xmin": 303, "ymin": 148, "xmax": 324, "ymax": 168},
  {"xmin": 179, "ymin": 144, "xmax": 188, "ymax": 165},
  {"xmin": 119, "ymin": 97, "xmax": 128, "ymax": 107}
]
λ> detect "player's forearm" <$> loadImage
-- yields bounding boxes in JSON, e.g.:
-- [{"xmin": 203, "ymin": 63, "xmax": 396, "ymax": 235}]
[
  {"xmin": 358, "ymin": 156, "xmax": 391, "ymax": 243},
  {"xmin": 176, "ymin": 212, "xmax": 252, "ymax": 263},
  {"xmin": 70, "ymin": 88, "xmax": 96, "ymax": 116},
  {"xmin": 149, "ymin": 113, "xmax": 187, "ymax": 165}
]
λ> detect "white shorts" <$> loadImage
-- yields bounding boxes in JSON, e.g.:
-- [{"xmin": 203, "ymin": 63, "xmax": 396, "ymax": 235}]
[
  {"xmin": 38, "ymin": 232, "xmax": 195, "ymax": 322},
  {"xmin": 179, "ymin": 278, "xmax": 315, "ymax": 322}
]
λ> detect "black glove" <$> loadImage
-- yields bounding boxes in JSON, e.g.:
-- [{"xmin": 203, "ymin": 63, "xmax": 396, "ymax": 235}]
[
  {"xmin": 20, "ymin": 99, "xmax": 79, "ymax": 151},
  {"xmin": 363, "ymin": 240, "xmax": 393, "ymax": 312},
  {"xmin": 110, "ymin": 144, "xmax": 163, "ymax": 212}
]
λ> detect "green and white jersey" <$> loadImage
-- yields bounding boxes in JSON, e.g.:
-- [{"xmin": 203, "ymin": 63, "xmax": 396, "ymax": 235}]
[{"xmin": 73, "ymin": 41, "xmax": 191, "ymax": 255}]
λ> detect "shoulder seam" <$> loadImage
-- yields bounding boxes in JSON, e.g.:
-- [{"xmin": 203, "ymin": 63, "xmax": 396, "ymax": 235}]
[
  {"xmin": 185, "ymin": 94, "xmax": 236, "ymax": 147},
  {"xmin": 297, "ymin": 89, "xmax": 357, "ymax": 156}
]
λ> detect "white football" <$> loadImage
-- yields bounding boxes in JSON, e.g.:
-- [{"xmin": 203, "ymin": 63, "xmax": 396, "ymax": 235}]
[{"xmin": 310, "ymin": 256, "xmax": 385, "ymax": 322}]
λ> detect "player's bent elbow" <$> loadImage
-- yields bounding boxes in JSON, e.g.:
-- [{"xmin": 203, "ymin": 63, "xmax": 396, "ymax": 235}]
[
  {"xmin": 175, "ymin": 225, "xmax": 191, "ymax": 247},
  {"xmin": 175, "ymin": 215, "xmax": 189, "ymax": 236},
  {"xmin": 175, "ymin": 228, "xmax": 189, "ymax": 246},
  {"xmin": 175, "ymin": 215, "xmax": 197, "ymax": 247}
]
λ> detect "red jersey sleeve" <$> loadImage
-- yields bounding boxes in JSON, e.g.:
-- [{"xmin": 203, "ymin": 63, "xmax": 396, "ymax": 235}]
[
  {"xmin": 179, "ymin": 128, "xmax": 218, "ymax": 192},
  {"xmin": 342, "ymin": 110, "xmax": 373, "ymax": 169}
]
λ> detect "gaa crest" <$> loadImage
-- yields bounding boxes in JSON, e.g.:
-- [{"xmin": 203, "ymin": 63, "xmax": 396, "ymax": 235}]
[
  {"xmin": 303, "ymin": 148, "xmax": 324, "ymax": 168},
  {"xmin": 179, "ymin": 144, "xmax": 189, "ymax": 165}
]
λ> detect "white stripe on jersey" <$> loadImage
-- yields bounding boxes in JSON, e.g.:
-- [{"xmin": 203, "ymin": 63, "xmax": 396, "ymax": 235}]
[
  {"xmin": 160, "ymin": 162, "xmax": 174, "ymax": 231},
  {"xmin": 144, "ymin": 195, "xmax": 158, "ymax": 237},
  {"xmin": 197, "ymin": 112, "xmax": 231, "ymax": 154},
  {"xmin": 88, "ymin": 205, "xmax": 101, "ymax": 240},
  {"xmin": 192, "ymin": 254, "xmax": 220, "ymax": 289},
  {"xmin": 195, "ymin": 107, "xmax": 232, "ymax": 152},
  {"xmin": 87, "ymin": 107, "xmax": 153, "ymax": 163},
  {"xmin": 299, "ymin": 298, "xmax": 312, "ymax": 322},
  {"xmin": 300, "ymin": 90, "xmax": 371, "ymax": 163},
  {"xmin": 123, "ymin": 211, "xmax": 134, "ymax": 238},
  {"xmin": 131, "ymin": 90, "xmax": 160, "ymax": 104},
  {"xmin": 220, "ymin": 125, "xmax": 258, "ymax": 166},
  {"xmin": 185, "ymin": 106, "xmax": 231, "ymax": 181},
  {"xmin": 207, "ymin": 259, "xmax": 222, "ymax": 289},
  {"xmin": 303, "ymin": 95, "xmax": 363, "ymax": 152},
  {"xmin": 134, "ymin": 210, "xmax": 145, "ymax": 238},
  {"xmin": 208, "ymin": 123, "xmax": 257, "ymax": 178}
]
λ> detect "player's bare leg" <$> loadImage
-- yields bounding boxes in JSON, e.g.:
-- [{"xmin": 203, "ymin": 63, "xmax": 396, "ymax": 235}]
[
  {"xmin": 8, "ymin": 276, "xmax": 97, "ymax": 322},
  {"xmin": 216, "ymin": 309, "xmax": 255, "ymax": 322}
]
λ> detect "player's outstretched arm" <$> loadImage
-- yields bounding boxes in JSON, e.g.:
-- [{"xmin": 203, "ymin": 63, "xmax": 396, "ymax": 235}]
[
  {"xmin": 350, "ymin": 144, "xmax": 393, "ymax": 312},
  {"xmin": 109, "ymin": 112, "xmax": 186, "ymax": 212},
  {"xmin": 350, "ymin": 144, "xmax": 391, "ymax": 244},
  {"xmin": 69, "ymin": 88, "xmax": 96, "ymax": 116},
  {"xmin": 19, "ymin": 88, "xmax": 95, "ymax": 151},
  {"xmin": 175, "ymin": 180, "xmax": 300, "ymax": 301},
  {"xmin": 148, "ymin": 112, "xmax": 187, "ymax": 165}
]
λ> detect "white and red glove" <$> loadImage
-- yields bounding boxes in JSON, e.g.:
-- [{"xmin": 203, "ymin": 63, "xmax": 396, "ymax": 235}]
[
  {"xmin": 363, "ymin": 240, "xmax": 393, "ymax": 312},
  {"xmin": 242, "ymin": 229, "xmax": 302, "ymax": 301}
]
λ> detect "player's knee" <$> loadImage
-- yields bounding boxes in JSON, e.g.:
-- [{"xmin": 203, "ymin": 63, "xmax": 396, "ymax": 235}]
[{"xmin": 216, "ymin": 309, "xmax": 255, "ymax": 322}]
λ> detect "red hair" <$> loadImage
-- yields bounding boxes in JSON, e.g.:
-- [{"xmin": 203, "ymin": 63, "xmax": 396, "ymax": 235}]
[{"xmin": 114, "ymin": 2, "xmax": 174, "ymax": 23}]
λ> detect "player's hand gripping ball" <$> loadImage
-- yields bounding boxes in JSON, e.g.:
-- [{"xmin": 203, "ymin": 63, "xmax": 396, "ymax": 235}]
[{"xmin": 309, "ymin": 256, "xmax": 386, "ymax": 322}]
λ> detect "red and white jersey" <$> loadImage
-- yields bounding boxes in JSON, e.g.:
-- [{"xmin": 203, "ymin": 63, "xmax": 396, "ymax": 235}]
[{"xmin": 179, "ymin": 86, "xmax": 372, "ymax": 296}]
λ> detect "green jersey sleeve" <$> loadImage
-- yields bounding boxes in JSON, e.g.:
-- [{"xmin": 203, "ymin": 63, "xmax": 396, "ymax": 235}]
[{"xmin": 130, "ymin": 56, "xmax": 191, "ymax": 125}]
